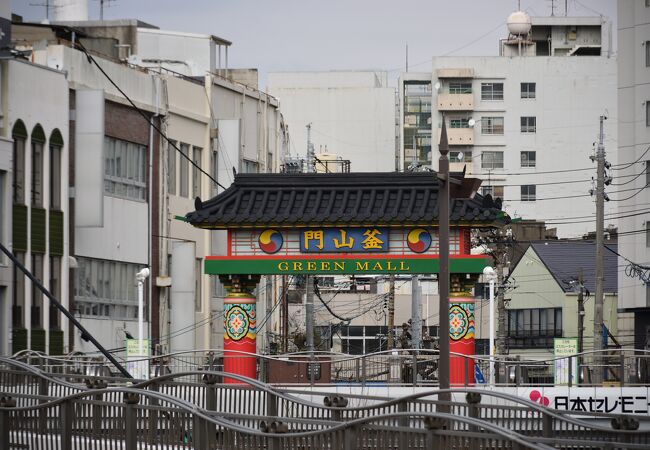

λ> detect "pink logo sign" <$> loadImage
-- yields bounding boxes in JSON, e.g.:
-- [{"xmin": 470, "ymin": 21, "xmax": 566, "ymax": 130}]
[{"xmin": 529, "ymin": 390, "xmax": 550, "ymax": 407}]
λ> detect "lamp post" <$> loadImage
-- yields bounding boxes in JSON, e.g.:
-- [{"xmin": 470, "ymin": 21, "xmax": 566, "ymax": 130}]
[
  {"xmin": 483, "ymin": 266, "xmax": 497, "ymax": 386},
  {"xmin": 136, "ymin": 268, "xmax": 150, "ymax": 365},
  {"xmin": 438, "ymin": 117, "xmax": 450, "ymax": 398}
]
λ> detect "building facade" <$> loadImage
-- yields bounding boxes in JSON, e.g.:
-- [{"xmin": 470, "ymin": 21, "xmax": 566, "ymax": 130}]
[
  {"xmin": 617, "ymin": 0, "xmax": 650, "ymax": 348},
  {"xmin": 400, "ymin": 15, "xmax": 617, "ymax": 238},
  {"xmin": 268, "ymin": 71, "xmax": 397, "ymax": 172}
]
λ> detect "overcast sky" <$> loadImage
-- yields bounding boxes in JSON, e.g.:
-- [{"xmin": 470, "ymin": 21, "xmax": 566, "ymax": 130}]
[{"xmin": 12, "ymin": 0, "xmax": 617, "ymax": 88}]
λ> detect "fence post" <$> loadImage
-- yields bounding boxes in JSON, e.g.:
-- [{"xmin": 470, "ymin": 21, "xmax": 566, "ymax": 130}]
[
  {"xmin": 38, "ymin": 377, "xmax": 48, "ymax": 433},
  {"xmin": 412, "ymin": 352, "xmax": 417, "ymax": 386},
  {"xmin": 398, "ymin": 400, "xmax": 408, "ymax": 449},
  {"xmin": 361, "ymin": 357, "xmax": 367, "ymax": 386},
  {"xmin": 0, "ymin": 396, "xmax": 16, "ymax": 450},
  {"xmin": 466, "ymin": 392, "xmax": 481, "ymax": 450},
  {"xmin": 343, "ymin": 424, "xmax": 357, "ymax": 450},
  {"xmin": 124, "ymin": 393, "xmax": 140, "ymax": 450},
  {"xmin": 542, "ymin": 411, "xmax": 553, "ymax": 439},
  {"xmin": 147, "ymin": 382, "xmax": 159, "ymax": 445},
  {"xmin": 266, "ymin": 390, "xmax": 278, "ymax": 419},
  {"xmin": 568, "ymin": 357, "xmax": 573, "ymax": 388},
  {"xmin": 60, "ymin": 398, "xmax": 72, "ymax": 450}
]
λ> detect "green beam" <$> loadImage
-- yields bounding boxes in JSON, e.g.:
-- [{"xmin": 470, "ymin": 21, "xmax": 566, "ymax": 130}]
[{"xmin": 204, "ymin": 257, "xmax": 489, "ymax": 275}]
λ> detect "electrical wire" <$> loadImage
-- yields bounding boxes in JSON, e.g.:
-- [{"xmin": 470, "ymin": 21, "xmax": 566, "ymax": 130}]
[
  {"xmin": 610, "ymin": 180, "xmax": 650, "ymax": 202},
  {"xmin": 74, "ymin": 41, "xmax": 227, "ymax": 192}
]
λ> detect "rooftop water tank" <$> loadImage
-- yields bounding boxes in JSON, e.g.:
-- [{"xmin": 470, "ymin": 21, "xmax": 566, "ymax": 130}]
[{"xmin": 507, "ymin": 11, "xmax": 532, "ymax": 36}]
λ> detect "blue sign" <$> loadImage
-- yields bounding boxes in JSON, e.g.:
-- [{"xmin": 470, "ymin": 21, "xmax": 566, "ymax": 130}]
[{"xmin": 300, "ymin": 228, "xmax": 389, "ymax": 253}]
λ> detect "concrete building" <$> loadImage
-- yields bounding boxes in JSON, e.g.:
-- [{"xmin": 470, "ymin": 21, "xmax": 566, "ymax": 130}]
[
  {"xmin": 268, "ymin": 71, "xmax": 397, "ymax": 172},
  {"xmin": 0, "ymin": 56, "xmax": 70, "ymax": 355},
  {"xmin": 399, "ymin": 14, "xmax": 617, "ymax": 238},
  {"xmin": 617, "ymin": 0, "xmax": 650, "ymax": 349}
]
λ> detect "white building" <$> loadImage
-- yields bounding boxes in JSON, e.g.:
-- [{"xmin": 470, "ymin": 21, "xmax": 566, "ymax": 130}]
[
  {"xmin": 617, "ymin": 0, "xmax": 650, "ymax": 348},
  {"xmin": 400, "ymin": 14, "xmax": 617, "ymax": 238},
  {"xmin": 268, "ymin": 71, "xmax": 397, "ymax": 172}
]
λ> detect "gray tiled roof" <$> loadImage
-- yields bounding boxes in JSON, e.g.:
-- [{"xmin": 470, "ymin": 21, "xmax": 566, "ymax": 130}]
[
  {"xmin": 530, "ymin": 241, "xmax": 618, "ymax": 293},
  {"xmin": 185, "ymin": 172, "xmax": 508, "ymax": 229}
]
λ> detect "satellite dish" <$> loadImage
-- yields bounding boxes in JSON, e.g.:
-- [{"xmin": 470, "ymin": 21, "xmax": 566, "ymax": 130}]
[
  {"xmin": 434, "ymin": 82, "xmax": 441, "ymax": 91},
  {"xmin": 457, "ymin": 152, "xmax": 464, "ymax": 161},
  {"xmin": 468, "ymin": 118, "xmax": 476, "ymax": 127}
]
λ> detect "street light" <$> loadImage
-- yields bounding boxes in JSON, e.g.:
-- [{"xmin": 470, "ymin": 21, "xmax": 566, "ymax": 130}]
[{"xmin": 482, "ymin": 266, "xmax": 497, "ymax": 385}]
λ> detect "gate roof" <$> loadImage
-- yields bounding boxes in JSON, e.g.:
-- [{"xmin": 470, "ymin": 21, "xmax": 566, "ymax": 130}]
[{"xmin": 186, "ymin": 172, "xmax": 508, "ymax": 229}]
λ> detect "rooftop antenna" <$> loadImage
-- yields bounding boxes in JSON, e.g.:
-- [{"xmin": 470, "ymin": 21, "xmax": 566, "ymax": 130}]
[
  {"xmin": 29, "ymin": 0, "xmax": 61, "ymax": 22},
  {"xmin": 95, "ymin": 0, "xmax": 117, "ymax": 20},
  {"xmin": 405, "ymin": 42, "xmax": 409, "ymax": 72}
]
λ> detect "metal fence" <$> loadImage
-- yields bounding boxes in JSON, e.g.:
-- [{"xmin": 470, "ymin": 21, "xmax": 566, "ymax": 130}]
[{"xmin": 2, "ymin": 356, "xmax": 650, "ymax": 449}]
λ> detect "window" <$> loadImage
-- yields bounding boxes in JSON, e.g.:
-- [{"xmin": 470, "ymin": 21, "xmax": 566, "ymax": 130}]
[
  {"xmin": 12, "ymin": 252, "xmax": 25, "ymax": 327},
  {"xmin": 195, "ymin": 258, "xmax": 202, "ymax": 312},
  {"xmin": 481, "ymin": 185, "xmax": 504, "ymax": 199},
  {"xmin": 481, "ymin": 83, "xmax": 503, "ymax": 100},
  {"xmin": 192, "ymin": 146, "xmax": 202, "ymax": 199},
  {"xmin": 75, "ymin": 257, "xmax": 146, "ymax": 319},
  {"xmin": 521, "ymin": 185, "xmax": 536, "ymax": 201},
  {"xmin": 12, "ymin": 122, "xmax": 27, "ymax": 205},
  {"xmin": 647, "ymin": 102, "xmax": 650, "ymax": 127},
  {"xmin": 450, "ymin": 118, "xmax": 470, "ymax": 128},
  {"xmin": 480, "ymin": 117, "xmax": 504, "ymax": 135},
  {"xmin": 242, "ymin": 160, "xmax": 259, "ymax": 174},
  {"xmin": 521, "ymin": 151, "xmax": 536, "ymax": 167},
  {"xmin": 450, "ymin": 149, "xmax": 472, "ymax": 162},
  {"xmin": 507, "ymin": 308, "xmax": 562, "ymax": 348},
  {"xmin": 448, "ymin": 82, "xmax": 472, "ymax": 94},
  {"xmin": 50, "ymin": 143, "xmax": 62, "ymax": 210},
  {"xmin": 481, "ymin": 151, "xmax": 504, "ymax": 169},
  {"xmin": 49, "ymin": 257, "xmax": 61, "ymax": 329},
  {"xmin": 31, "ymin": 253, "xmax": 43, "ymax": 327},
  {"xmin": 521, "ymin": 116, "xmax": 536, "ymax": 133},
  {"xmin": 521, "ymin": 83, "xmax": 536, "ymax": 99},
  {"xmin": 31, "ymin": 135, "xmax": 44, "ymax": 207},
  {"xmin": 168, "ymin": 140, "xmax": 176, "ymax": 195},
  {"xmin": 179, "ymin": 143, "xmax": 189, "ymax": 197},
  {"xmin": 104, "ymin": 137, "xmax": 147, "ymax": 201}
]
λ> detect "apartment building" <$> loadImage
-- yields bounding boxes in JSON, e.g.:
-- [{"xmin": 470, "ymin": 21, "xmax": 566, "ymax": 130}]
[{"xmin": 399, "ymin": 14, "xmax": 617, "ymax": 238}]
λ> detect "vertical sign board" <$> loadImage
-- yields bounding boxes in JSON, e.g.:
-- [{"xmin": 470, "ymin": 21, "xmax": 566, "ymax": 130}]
[
  {"xmin": 554, "ymin": 338, "xmax": 578, "ymax": 385},
  {"xmin": 126, "ymin": 339, "xmax": 149, "ymax": 379}
]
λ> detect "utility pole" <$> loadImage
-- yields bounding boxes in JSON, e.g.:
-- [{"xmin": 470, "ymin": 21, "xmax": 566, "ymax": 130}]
[
  {"xmin": 266, "ymin": 275, "xmax": 273, "ymax": 353},
  {"xmin": 577, "ymin": 269, "xmax": 585, "ymax": 365},
  {"xmin": 306, "ymin": 123, "xmax": 315, "ymax": 173},
  {"xmin": 411, "ymin": 275, "xmax": 421, "ymax": 350},
  {"xmin": 593, "ymin": 114, "xmax": 607, "ymax": 384},
  {"xmin": 495, "ymin": 236, "xmax": 507, "ymax": 358},
  {"xmin": 387, "ymin": 274, "xmax": 396, "ymax": 350},
  {"xmin": 305, "ymin": 275, "xmax": 314, "ymax": 355}
]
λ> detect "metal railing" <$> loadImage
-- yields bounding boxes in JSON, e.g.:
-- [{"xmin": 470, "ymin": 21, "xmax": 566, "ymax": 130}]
[{"xmin": 2, "ymin": 356, "xmax": 650, "ymax": 449}]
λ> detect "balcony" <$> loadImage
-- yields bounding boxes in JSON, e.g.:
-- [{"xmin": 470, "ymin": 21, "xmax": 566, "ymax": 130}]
[
  {"xmin": 437, "ymin": 127, "xmax": 473, "ymax": 146},
  {"xmin": 437, "ymin": 93, "xmax": 474, "ymax": 111}
]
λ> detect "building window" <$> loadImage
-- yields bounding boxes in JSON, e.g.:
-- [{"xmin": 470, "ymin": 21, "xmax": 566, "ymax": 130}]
[
  {"xmin": 50, "ymin": 256, "xmax": 61, "ymax": 329},
  {"xmin": 521, "ymin": 82, "xmax": 536, "ymax": 99},
  {"xmin": 450, "ymin": 118, "xmax": 470, "ymax": 128},
  {"xmin": 168, "ymin": 140, "xmax": 176, "ymax": 196},
  {"xmin": 450, "ymin": 149, "xmax": 472, "ymax": 162},
  {"xmin": 75, "ymin": 257, "xmax": 145, "ymax": 319},
  {"xmin": 12, "ymin": 252, "xmax": 25, "ymax": 327},
  {"xmin": 481, "ymin": 83, "xmax": 503, "ymax": 100},
  {"xmin": 195, "ymin": 258, "xmax": 202, "ymax": 312},
  {"xmin": 521, "ymin": 151, "xmax": 536, "ymax": 167},
  {"xmin": 647, "ymin": 102, "xmax": 650, "ymax": 127},
  {"xmin": 448, "ymin": 82, "xmax": 472, "ymax": 94},
  {"xmin": 179, "ymin": 143, "xmax": 190, "ymax": 197},
  {"xmin": 31, "ymin": 253, "xmax": 44, "ymax": 328},
  {"xmin": 481, "ymin": 185, "xmax": 504, "ymax": 199},
  {"xmin": 507, "ymin": 308, "xmax": 562, "ymax": 348},
  {"xmin": 403, "ymin": 81, "xmax": 432, "ymax": 171},
  {"xmin": 31, "ymin": 126, "xmax": 45, "ymax": 207},
  {"xmin": 192, "ymin": 146, "xmax": 202, "ymax": 199},
  {"xmin": 521, "ymin": 185, "xmax": 536, "ymax": 201},
  {"xmin": 104, "ymin": 137, "xmax": 147, "ymax": 201},
  {"xmin": 521, "ymin": 116, "xmax": 537, "ymax": 133},
  {"xmin": 242, "ymin": 160, "xmax": 259, "ymax": 174},
  {"xmin": 50, "ymin": 143, "xmax": 62, "ymax": 210},
  {"xmin": 481, "ymin": 151, "xmax": 504, "ymax": 169},
  {"xmin": 12, "ymin": 122, "xmax": 27, "ymax": 205},
  {"xmin": 480, "ymin": 117, "xmax": 504, "ymax": 135}
]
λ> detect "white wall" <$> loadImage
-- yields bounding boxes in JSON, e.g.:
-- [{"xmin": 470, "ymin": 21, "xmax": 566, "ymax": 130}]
[
  {"xmin": 617, "ymin": 0, "xmax": 650, "ymax": 310},
  {"xmin": 268, "ymin": 71, "xmax": 396, "ymax": 172},
  {"xmin": 137, "ymin": 29, "xmax": 215, "ymax": 77}
]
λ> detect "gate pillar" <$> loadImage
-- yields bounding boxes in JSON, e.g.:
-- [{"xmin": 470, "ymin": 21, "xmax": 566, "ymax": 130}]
[
  {"xmin": 220, "ymin": 275, "xmax": 260, "ymax": 383},
  {"xmin": 449, "ymin": 275, "xmax": 476, "ymax": 385}
]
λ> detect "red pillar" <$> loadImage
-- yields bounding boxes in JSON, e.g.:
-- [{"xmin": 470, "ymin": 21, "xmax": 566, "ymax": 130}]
[
  {"xmin": 449, "ymin": 295, "xmax": 475, "ymax": 385},
  {"xmin": 223, "ymin": 293, "xmax": 257, "ymax": 383}
]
